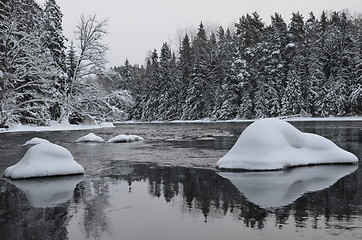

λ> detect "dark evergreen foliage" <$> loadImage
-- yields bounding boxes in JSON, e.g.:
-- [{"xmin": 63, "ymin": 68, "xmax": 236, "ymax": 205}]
[{"xmin": 121, "ymin": 10, "xmax": 362, "ymax": 120}]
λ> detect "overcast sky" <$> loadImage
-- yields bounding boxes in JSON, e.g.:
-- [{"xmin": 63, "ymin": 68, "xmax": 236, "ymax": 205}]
[{"xmin": 36, "ymin": 0, "xmax": 362, "ymax": 67}]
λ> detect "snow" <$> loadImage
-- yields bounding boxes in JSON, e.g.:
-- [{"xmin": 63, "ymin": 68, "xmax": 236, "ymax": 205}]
[
  {"xmin": 116, "ymin": 116, "xmax": 362, "ymax": 125},
  {"xmin": 107, "ymin": 134, "xmax": 144, "ymax": 143},
  {"xmin": 128, "ymin": 135, "xmax": 145, "ymax": 141},
  {"xmin": 75, "ymin": 133, "xmax": 105, "ymax": 143},
  {"xmin": 0, "ymin": 121, "xmax": 114, "ymax": 133},
  {"xmin": 9, "ymin": 175, "xmax": 83, "ymax": 208},
  {"xmin": 216, "ymin": 118, "xmax": 358, "ymax": 170},
  {"xmin": 218, "ymin": 165, "xmax": 357, "ymax": 208},
  {"xmin": 23, "ymin": 137, "xmax": 50, "ymax": 146},
  {"xmin": 4, "ymin": 142, "xmax": 85, "ymax": 179}
]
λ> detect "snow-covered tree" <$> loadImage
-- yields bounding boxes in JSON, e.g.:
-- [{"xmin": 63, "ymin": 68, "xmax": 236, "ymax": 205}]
[
  {"xmin": 64, "ymin": 14, "xmax": 108, "ymax": 122},
  {"xmin": 0, "ymin": 0, "xmax": 62, "ymax": 125},
  {"xmin": 43, "ymin": 0, "xmax": 66, "ymax": 71},
  {"xmin": 183, "ymin": 23, "xmax": 210, "ymax": 120}
]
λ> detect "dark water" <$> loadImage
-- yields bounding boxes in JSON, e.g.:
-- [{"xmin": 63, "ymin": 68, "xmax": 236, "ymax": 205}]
[{"xmin": 0, "ymin": 121, "xmax": 361, "ymax": 240}]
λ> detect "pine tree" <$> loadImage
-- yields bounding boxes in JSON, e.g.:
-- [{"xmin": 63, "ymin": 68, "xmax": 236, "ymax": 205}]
[
  {"xmin": 141, "ymin": 50, "xmax": 160, "ymax": 120},
  {"xmin": 281, "ymin": 70, "xmax": 303, "ymax": 115},
  {"xmin": 183, "ymin": 23, "xmax": 210, "ymax": 120},
  {"xmin": 158, "ymin": 42, "xmax": 178, "ymax": 120},
  {"xmin": 43, "ymin": 0, "xmax": 66, "ymax": 71},
  {"xmin": 213, "ymin": 27, "xmax": 241, "ymax": 120},
  {"xmin": 178, "ymin": 34, "xmax": 192, "ymax": 118},
  {"xmin": 235, "ymin": 12, "xmax": 265, "ymax": 118}
]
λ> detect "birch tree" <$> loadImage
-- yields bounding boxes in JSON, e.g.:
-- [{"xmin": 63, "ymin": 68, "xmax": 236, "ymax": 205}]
[{"xmin": 63, "ymin": 14, "xmax": 108, "ymax": 122}]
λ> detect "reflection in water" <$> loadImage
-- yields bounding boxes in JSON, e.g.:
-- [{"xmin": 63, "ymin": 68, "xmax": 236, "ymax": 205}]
[
  {"xmin": 1, "ymin": 162, "xmax": 362, "ymax": 239},
  {"xmin": 218, "ymin": 165, "xmax": 358, "ymax": 208},
  {"xmin": 73, "ymin": 178, "xmax": 111, "ymax": 240},
  {"xmin": 0, "ymin": 179, "xmax": 69, "ymax": 240},
  {"xmin": 100, "ymin": 162, "xmax": 362, "ymax": 230},
  {"xmin": 9, "ymin": 175, "xmax": 83, "ymax": 208}
]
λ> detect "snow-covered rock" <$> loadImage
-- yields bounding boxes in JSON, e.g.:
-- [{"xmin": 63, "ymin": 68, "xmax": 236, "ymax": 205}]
[
  {"xmin": 216, "ymin": 118, "xmax": 358, "ymax": 170},
  {"xmin": 218, "ymin": 165, "xmax": 357, "ymax": 208},
  {"xmin": 23, "ymin": 137, "xmax": 50, "ymax": 146},
  {"xmin": 75, "ymin": 133, "xmax": 105, "ymax": 143},
  {"xmin": 107, "ymin": 134, "xmax": 144, "ymax": 143},
  {"xmin": 4, "ymin": 142, "xmax": 84, "ymax": 179},
  {"xmin": 10, "ymin": 175, "xmax": 83, "ymax": 208}
]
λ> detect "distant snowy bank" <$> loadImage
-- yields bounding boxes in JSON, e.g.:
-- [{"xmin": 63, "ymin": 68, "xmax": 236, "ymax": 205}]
[
  {"xmin": 0, "ymin": 121, "xmax": 114, "ymax": 133},
  {"xmin": 1, "ymin": 117, "xmax": 361, "ymax": 133},
  {"xmin": 118, "ymin": 116, "xmax": 362, "ymax": 124}
]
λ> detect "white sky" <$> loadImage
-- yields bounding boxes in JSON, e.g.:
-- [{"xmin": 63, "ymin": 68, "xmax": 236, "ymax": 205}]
[{"xmin": 35, "ymin": 0, "xmax": 362, "ymax": 67}]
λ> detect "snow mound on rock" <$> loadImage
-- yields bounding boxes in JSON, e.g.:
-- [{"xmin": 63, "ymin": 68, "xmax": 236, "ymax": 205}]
[
  {"xmin": 23, "ymin": 137, "xmax": 50, "ymax": 146},
  {"xmin": 107, "ymin": 134, "xmax": 144, "ymax": 143},
  {"xmin": 75, "ymin": 133, "xmax": 104, "ymax": 143},
  {"xmin": 4, "ymin": 142, "xmax": 84, "ymax": 179},
  {"xmin": 216, "ymin": 118, "xmax": 358, "ymax": 170}
]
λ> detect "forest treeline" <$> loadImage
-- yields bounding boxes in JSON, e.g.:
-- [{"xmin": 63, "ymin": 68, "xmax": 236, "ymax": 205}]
[
  {"xmin": 116, "ymin": 11, "xmax": 362, "ymax": 121},
  {"xmin": 1, "ymin": 0, "xmax": 361, "ymax": 126}
]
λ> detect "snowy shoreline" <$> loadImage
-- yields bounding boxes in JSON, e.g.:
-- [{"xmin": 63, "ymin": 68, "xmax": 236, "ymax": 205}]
[
  {"xmin": 118, "ymin": 116, "xmax": 362, "ymax": 124},
  {"xmin": 1, "ymin": 116, "xmax": 361, "ymax": 133},
  {"xmin": 0, "ymin": 122, "xmax": 114, "ymax": 134}
]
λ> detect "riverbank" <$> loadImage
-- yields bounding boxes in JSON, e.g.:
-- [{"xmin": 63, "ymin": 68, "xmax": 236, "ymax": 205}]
[{"xmin": 1, "ymin": 116, "xmax": 361, "ymax": 133}]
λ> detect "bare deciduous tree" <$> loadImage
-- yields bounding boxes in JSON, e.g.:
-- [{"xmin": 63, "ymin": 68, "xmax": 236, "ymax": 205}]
[{"xmin": 62, "ymin": 14, "xmax": 109, "ymax": 122}]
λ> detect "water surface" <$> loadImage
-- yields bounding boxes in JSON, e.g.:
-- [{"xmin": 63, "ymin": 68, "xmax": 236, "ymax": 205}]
[{"xmin": 0, "ymin": 121, "xmax": 361, "ymax": 239}]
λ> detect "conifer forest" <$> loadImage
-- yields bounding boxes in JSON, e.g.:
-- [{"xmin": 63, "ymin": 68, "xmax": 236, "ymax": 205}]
[{"xmin": 1, "ymin": 0, "xmax": 362, "ymax": 126}]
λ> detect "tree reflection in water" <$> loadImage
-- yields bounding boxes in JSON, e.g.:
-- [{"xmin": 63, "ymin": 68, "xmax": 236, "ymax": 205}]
[
  {"xmin": 1, "ymin": 162, "xmax": 361, "ymax": 239},
  {"xmin": 100, "ymin": 162, "xmax": 362, "ymax": 230}
]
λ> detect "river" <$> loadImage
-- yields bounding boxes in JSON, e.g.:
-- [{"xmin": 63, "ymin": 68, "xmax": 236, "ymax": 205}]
[{"xmin": 0, "ymin": 120, "xmax": 361, "ymax": 240}]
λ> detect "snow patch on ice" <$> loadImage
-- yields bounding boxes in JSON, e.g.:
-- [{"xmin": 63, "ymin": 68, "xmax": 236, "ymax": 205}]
[
  {"xmin": 75, "ymin": 133, "xmax": 105, "ymax": 143},
  {"xmin": 23, "ymin": 137, "xmax": 50, "ymax": 146},
  {"xmin": 128, "ymin": 135, "xmax": 145, "ymax": 141},
  {"xmin": 107, "ymin": 134, "xmax": 144, "ymax": 143},
  {"xmin": 4, "ymin": 142, "xmax": 84, "ymax": 179},
  {"xmin": 216, "ymin": 118, "xmax": 358, "ymax": 170}
]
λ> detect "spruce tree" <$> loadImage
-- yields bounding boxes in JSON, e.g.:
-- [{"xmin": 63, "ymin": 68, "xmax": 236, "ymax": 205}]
[
  {"xmin": 43, "ymin": 0, "xmax": 66, "ymax": 71},
  {"xmin": 183, "ymin": 23, "xmax": 209, "ymax": 120}
]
